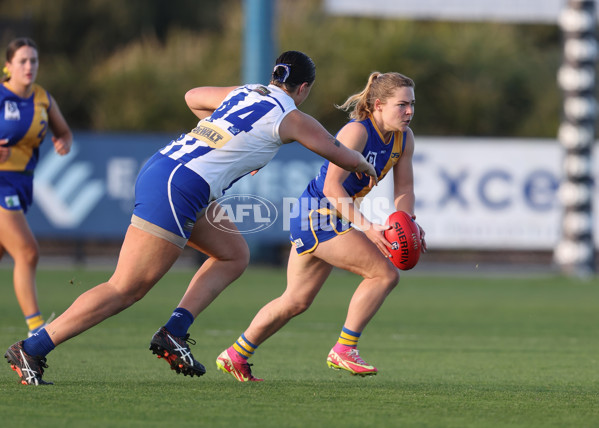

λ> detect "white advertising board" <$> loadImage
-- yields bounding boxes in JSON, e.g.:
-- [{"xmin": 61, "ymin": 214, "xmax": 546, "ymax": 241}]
[
  {"xmin": 362, "ymin": 138, "xmax": 597, "ymax": 250},
  {"xmin": 324, "ymin": 0, "xmax": 581, "ymax": 23}
]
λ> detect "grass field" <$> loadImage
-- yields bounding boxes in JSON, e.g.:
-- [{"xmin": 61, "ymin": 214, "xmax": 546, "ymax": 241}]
[{"xmin": 0, "ymin": 266, "xmax": 598, "ymax": 427}]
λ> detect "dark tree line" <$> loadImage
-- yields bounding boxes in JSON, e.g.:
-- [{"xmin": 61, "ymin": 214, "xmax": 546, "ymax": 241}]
[{"xmin": 1, "ymin": 0, "xmax": 570, "ymax": 138}]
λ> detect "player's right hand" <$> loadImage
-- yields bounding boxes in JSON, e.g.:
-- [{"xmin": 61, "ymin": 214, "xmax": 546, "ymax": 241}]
[
  {"xmin": 354, "ymin": 156, "xmax": 378, "ymax": 187},
  {"xmin": 365, "ymin": 222, "xmax": 393, "ymax": 258}
]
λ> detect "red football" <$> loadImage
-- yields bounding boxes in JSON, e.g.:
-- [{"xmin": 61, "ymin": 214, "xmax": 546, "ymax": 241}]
[{"xmin": 384, "ymin": 211, "xmax": 421, "ymax": 270}]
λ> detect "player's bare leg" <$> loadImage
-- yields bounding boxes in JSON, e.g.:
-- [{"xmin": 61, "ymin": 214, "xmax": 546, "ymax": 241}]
[
  {"xmin": 217, "ymin": 249, "xmax": 332, "ymax": 381},
  {"xmin": 242, "ymin": 249, "xmax": 333, "ymax": 344},
  {"xmin": 177, "ymin": 204, "xmax": 250, "ymax": 316},
  {"xmin": 45, "ymin": 226, "xmax": 182, "ymax": 345},
  {"xmin": 219, "ymin": 229, "xmax": 398, "ymax": 381},
  {"xmin": 313, "ymin": 229, "xmax": 399, "ymax": 332},
  {"xmin": 151, "ymin": 206, "xmax": 249, "ymax": 378},
  {"xmin": 0, "ymin": 208, "xmax": 42, "ymax": 332},
  {"xmin": 238, "ymin": 228, "xmax": 398, "ymax": 346},
  {"xmin": 312, "ymin": 229, "xmax": 399, "ymax": 375}
]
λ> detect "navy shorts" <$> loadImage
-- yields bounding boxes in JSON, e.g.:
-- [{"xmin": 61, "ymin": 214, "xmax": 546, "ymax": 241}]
[
  {"xmin": 0, "ymin": 171, "xmax": 33, "ymax": 213},
  {"xmin": 288, "ymin": 190, "xmax": 353, "ymax": 255},
  {"xmin": 132, "ymin": 153, "xmax": 211, "ymax": 248}
]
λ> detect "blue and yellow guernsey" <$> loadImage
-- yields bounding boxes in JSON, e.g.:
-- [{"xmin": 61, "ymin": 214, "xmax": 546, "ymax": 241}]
[
  {"xmin": 306, "ymin": 116, "xmax": 406, "ymax": 201},
  {"xmin": 0, "ymin": 82, "xmax": 51, "ymax": 172}
]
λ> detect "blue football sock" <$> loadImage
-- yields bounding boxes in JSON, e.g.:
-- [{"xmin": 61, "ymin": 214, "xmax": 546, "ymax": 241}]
[
  {"xmin": 23, "ymin": 328, "xmax": 55, "ymax": 357},
  {"xmin": 164, "ymin": 307, "xmax": 194, "ymax": 337}
]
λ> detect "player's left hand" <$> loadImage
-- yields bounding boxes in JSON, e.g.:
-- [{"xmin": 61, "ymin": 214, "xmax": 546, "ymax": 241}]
[
  {"xmin": 0, "ymin": 139, "xmax": 11, "ymax": 163},
  {"xmin": 52, "ymin": 136, "xmax": 71, "ymax": 156}
]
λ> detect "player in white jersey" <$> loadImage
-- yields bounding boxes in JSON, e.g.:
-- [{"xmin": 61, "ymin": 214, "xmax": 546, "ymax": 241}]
[{"xmin": 6, "ymin": 51, "xmax": 377, "ymax": 385}]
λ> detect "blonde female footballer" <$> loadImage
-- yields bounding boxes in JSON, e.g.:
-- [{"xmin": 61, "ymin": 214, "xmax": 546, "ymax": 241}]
[{"xmin": 217, "ymin": 72, "xmax": 426, "ymax": 381}]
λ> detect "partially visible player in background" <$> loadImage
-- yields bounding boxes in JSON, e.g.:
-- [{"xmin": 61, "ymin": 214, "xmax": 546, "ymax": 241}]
[
  {"xmin": 217, "ymin": 71, "xmax": 426, "ymax": 381},
  {"xmin": 5, "ymin": 50, "xmax": 378, "ymax": 385},
  {"xmin": 0, "ymin": 38, "xmax": 72, "ymax": 337}
]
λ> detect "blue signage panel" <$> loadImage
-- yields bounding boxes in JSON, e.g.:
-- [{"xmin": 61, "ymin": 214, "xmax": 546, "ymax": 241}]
[{"xmin": 27, "ymin": 132, "xmax": 324, "ymax": 249}]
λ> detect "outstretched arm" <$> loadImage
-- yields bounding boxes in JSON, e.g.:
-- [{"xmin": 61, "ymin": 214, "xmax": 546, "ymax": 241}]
[{"xmin": 279, "ymin": 110, "xmax": 377, "ymax": 182}]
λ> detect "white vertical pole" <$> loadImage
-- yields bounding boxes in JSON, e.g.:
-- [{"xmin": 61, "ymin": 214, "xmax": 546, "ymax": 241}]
[{"xmin": 555, "ymin": 0, "xmax": 597, "ymax": 276}]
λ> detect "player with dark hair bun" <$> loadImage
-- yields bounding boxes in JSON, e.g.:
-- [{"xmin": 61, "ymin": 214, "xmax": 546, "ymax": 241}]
[
  {"xmin": 271, "ymin": 50, "xmax": 316, "ymax": 87},
  {"xmin": 5, "ymin": 51, "xmax": 377, "ymax": 385}
]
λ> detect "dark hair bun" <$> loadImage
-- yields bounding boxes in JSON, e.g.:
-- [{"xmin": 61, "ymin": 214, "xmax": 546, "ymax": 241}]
[{"xmin": 271, "ymin": 51, "xmax": 315, "ymax": 87}]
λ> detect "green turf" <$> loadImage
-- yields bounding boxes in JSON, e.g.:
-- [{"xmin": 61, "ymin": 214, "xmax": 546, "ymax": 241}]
[{"xmin": 0, "ymin": 266, "xmax": 597, "ymax": 427}]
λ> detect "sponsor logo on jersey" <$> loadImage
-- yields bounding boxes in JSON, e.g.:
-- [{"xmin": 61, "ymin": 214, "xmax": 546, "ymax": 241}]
[
  {"xmin": 188, "ymin": 121, "xmax": 230, "ymax": 148},
  {"xmin": 4, "ymin": 101, "xmax": 20, "ymax": 120}
]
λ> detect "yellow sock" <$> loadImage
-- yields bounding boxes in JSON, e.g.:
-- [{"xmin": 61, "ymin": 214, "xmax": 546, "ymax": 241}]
[
  {"xmin": 232, "ymin": 333, "xmax": 258, "ymax": 360},
  {"xmin": 26, "ymin": 312, "xmax": 45, "ymax": 331},
  {"xmin": 337, "ymin": 326, "xmax": 361, "ymax": 347}
]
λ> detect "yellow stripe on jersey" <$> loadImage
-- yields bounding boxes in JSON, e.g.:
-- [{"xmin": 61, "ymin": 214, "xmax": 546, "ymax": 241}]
[
  {"xmin": 378, "ymin": 130, "xmax": 404, "ymax": 179},
  {"xmin": 1, "ymin": 84, "xmax": 51, "ymax": 171},
  {"xmin": 352, "ymin": 130, "xmax": 404, "ymax": 200},
  {"xmin": 187, "ymin": 120, "xmax": 231, "ymax": 148}
]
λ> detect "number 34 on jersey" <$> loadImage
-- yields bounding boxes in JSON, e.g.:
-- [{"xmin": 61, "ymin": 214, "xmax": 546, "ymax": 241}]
[{"xmin": 189, "ymin": 89, "xmax": 277, "ymax": 149}]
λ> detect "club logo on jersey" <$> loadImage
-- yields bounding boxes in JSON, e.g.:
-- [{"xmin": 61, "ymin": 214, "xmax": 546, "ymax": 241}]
[
  {"xmin": 293, "ymin": 238, "xmax": 304, "ymax": 248},
  {"xmin": 206, "ymin": 194, "xmax": 278, "ymax": 234},
  {"xmin": 4, "ymin": 101, "xmax": 20, "ymax": 121},
  {"xmin": 4, "ymin": 195, "xmax": 20, "ymax": 208},
  {"xmin": 252, "ymin": 86, "xmax": 271, "ymax": 96},
  {"xmin": 365, "ymin": 151, "xmax": 377, "ymax": 165}
]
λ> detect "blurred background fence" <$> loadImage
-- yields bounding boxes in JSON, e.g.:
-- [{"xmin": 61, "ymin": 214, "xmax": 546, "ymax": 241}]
[{"xmin": 1, "ymin": 0, "xmax": 597, "ymax": 273}]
